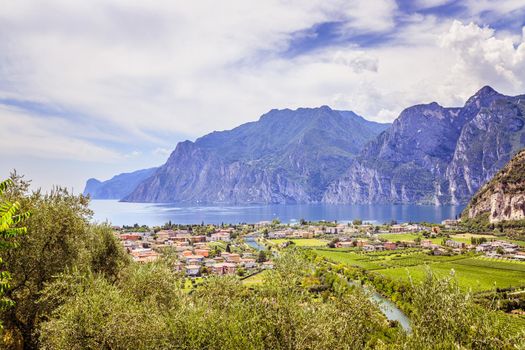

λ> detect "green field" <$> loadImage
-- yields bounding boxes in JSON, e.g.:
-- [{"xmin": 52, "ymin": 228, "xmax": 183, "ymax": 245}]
[
  {"xmin": 313, "ymin": 249, "xmax": 525, "ymax": 292},
  {"xmin": 378, "ymin": 233, "xmax": 427, "ymax": 242},
  {"xmin": 242, "ymin": 270, "xmax": 269, "ymax": 286},
  {"xmin": 450, "ymin": 233, "xmax": 502, "ymax": 244},
  {"xmin": 314, "ymin": 250, "xmax": 386, "ymax": 270},
  {"xmin": 379, "ymin": 260, "xmax": 525, "ymax": 291},
  {"xmin": 270, "ymin": 238, "xmax": 328, "ymax": 247},
  {"xmin": 378, "ymin": 232, "xmax": 521, "ymax": 246}
]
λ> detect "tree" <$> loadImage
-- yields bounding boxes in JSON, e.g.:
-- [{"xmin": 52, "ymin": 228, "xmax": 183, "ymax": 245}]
[
  {"xmin": 209, "ymin": 246, "xmax": 221, "ymax": 258},
  {"xmin": 257, "ymin": 250, "xmax": 267, "ymax": 263},
  {"xmin": 0, "ymin": 179, "xmax": 30, "ymax": 327},
  {"xmin": 352, "ymin": 219, "xmax": 363, "ymax": 226},
  {"xmin": 0, "ymin": 175, "xmax": 129, "ymax": 349},
  {"xmin": 328, "ymin": 238, "xmax": 340, "ymax": 248},
  {"xmin": 404, "ymin": 270, "xmax": 522, "ymax": 348},
  {"xmin": 236, "ymin": 267, "xmax": 246, "ymax": 277},
  {"xmin": 225, "ymin": 244, "xmax": 232, "ymax": 253},
  {"xmin": 40, "ymin": 252, "xmax": 390, "ymax": 350}
]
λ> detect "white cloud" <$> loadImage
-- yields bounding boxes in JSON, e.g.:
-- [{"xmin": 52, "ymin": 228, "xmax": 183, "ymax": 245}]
[
  {"xmin": 0, "ymin": 105, "xmax": 121, "ymax": 162},
  {"xmin": 338, "ymin": 0, "xmax": 398, "ymax": 33},
  {"xmin": 411, "ymin": 0, "xmax": 455, "ymax": 9},
  {"xmin": 440, "ymin": 20, "xmax": 525, "ymax": 93},
  {"xmin": 464, "ymin": 0, "xmax": 525, "ymax": 18},
  {"xmin": 0, "ymin": 0, "xmax": 401, "ymax": 138},
  {"xmin": 332, "ymin": 51, "xmax": 379, "ymax": 73}
]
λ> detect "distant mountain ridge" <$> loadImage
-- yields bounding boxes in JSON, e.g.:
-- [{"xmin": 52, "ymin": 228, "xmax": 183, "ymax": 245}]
[
  {"xmin": 83, "ymin": 167, "xmax": 157, "ymax": 199},
  {"xmin": 122, "ymin": 106, "xmax": 389, "ymax": 203},
  {"xmin": 323, "ymin": 86, "xmax": 525, "ymax": 205},
  {"xmin": 84, "ymin": 86, "xmax": 525, "ymax": 205}
]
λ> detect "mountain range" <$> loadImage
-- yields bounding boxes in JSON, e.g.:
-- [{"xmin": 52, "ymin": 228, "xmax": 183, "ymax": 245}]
[
  {"xmin": 84, "ymin": 86, "xmax": 525, "ymax": 205},
  {"xmin": 115, "ymin": 107, "xmax": 388, "ymax": 202},
  {"xmin": 324, "ymin": 86, "xmax": 525, "ymax": 204}
]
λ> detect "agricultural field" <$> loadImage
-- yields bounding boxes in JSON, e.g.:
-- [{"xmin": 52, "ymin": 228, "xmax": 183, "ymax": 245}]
[
  {"xmin": 449, "ymin": 233, "xmax": 502, "ymax": 244},
  {"xmin": 207, "ymin": 241, "xmax": 227, "ymax": 250},
  {"xmin": 379, "ymin": 259, "xmax": 525, "ymax": 291},
  {"xmin": 313, "ymin": 249, "xmax": 525, "ymax": 292},
  {"xmin": 377, "ymin": 233, "xmax": 428, "ymax": 243},
  {"xmin": 270, "ymin": 238, "xmax": 328, "ymax": 247},
  {"xmin": 242, "ymin": 270, "xmax": 269, "ymax": 286},
  {"xmin": 314, "ymin": 249, "xmax": 388, "ymax": 270},
  {"xmin": 378, "ymin": 232, "xmax": 520, "ymax": 246}
]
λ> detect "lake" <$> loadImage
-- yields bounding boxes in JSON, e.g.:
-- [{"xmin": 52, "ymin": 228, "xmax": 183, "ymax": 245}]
[{"xmin": 89, "ymin": 200, "xmax": 464, "ymax": 226}]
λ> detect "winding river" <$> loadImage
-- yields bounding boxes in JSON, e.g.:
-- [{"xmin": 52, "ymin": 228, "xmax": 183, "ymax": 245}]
[{"xmin": 349, "ymin": 281, "xmax": 412, "ymax": 332}]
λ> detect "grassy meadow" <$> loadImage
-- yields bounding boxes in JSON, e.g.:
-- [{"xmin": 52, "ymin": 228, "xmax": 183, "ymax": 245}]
[
  {"xmin": 313, "ymin": 249, "xmax": 525, "ymax": 292},
  {"xmin": 242, "ymin": 270, "xmax": 269, "ymax": 286}
]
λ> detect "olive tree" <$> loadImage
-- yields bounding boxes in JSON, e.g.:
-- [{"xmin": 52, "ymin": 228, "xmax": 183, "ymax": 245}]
[
  {"xmin": 0, "ymin": 179, "xmax": 30, "ymax": 325},
  {"xmin": 0, "ymin": 174, "xmax": 129, "ymax": 349}
]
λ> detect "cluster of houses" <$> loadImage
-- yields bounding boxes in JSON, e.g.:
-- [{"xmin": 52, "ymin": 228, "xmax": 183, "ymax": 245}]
[
  {"xmin": 475, "ymin": 240, "xmax": 524, "ymax": 259},
  {"xmin": 266, "ymin": 224, "xmax": 357, "ymax": 238},
  {"xmin": 173, "ymin": 250, "xmax": 274, "ymax": 277},
  {"xmin": 260, "ymin": 217, "xmax": 525, "ymax": 259},
  {"xmin": 389, "ymin": 223, "xmax": 424, "ymax": 233},
  {"xmin": 329, "ymin": 235, "xmax": 525, "ymax": 259},
  {"xmin": 266, "ymin": 222, "xmax": 427, "ymax": 239},
  {"xmin": 117, "ymin": 227, "xmax": 273, "ymax": 277}
]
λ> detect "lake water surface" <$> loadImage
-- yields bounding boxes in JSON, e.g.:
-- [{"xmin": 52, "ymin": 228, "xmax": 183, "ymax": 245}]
[{"xmin": 90, "ymin": 200, "xmax": 464, "ymax": 226}]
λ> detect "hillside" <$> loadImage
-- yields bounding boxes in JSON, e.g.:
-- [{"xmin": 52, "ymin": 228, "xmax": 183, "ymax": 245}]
[{"xmin": 463, "ymin": 149, "xmax": 525, "ymax": 223}]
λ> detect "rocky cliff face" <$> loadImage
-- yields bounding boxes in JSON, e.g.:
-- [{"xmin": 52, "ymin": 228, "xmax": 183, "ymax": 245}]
[
  {"xmin": 122, "ymin": 106, "xmax": 389, "ymax": 203},
  {"xmin": 324, "ymin": 86, "xmax": 525, "ymax": 204},
  {"xmin": 446, "ymin": 87, "xmax": 525, "ymax": 203},
  {"xmin": 83, "ymin": 167, "xmax": 157, "ymax": 199},
  {"xmin": 463, "ymin": 149, "xmax": 525, "ymax": 223}
]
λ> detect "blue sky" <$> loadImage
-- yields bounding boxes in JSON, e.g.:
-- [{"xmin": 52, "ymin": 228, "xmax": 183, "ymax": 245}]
[{"xmin": 1, "ymin": 0, "xmax": 525, "ymax": 191}]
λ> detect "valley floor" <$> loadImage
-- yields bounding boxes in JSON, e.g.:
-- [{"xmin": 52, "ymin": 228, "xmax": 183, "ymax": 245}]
[{"xmin": 312, "ymin": 248, "xmax": 525, "ymax": 292}]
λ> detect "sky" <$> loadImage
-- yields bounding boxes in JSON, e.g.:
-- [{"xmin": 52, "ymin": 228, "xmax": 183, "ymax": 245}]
[{"xmin": 1, "ymin": 0, "xmax": 525, "ymax": 192}]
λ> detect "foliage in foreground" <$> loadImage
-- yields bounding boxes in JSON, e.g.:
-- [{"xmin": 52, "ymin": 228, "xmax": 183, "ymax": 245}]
[
  {"xmin": 0, "ymin": 173, "xmax": 524, "ymax": 349},
  {"xmin": 0, "ymin": 174, "xmax": 129, "ymax": 349},
  {"xmin": 39, "ymin": 251, "xmax": 392, "ymax": 350},
  {"xmin": 0, "ymin": 178, "xmax": 30, "ymax": 327},
  {"xmin": 38, "ymin": 251, "xmax": 525, "ymax": 349},
  {"xmin": 402, "ymin": 271, "xmax": 524, "ymax": 349}
]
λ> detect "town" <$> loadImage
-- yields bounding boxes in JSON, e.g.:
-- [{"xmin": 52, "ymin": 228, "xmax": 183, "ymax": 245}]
[
  {"xmin": 118, "ymin": 225, "xmax": 274, "ymax": 279},
  {"xmin": 115, "ymin": 218, "xmax": 525, "ymax": 282}
]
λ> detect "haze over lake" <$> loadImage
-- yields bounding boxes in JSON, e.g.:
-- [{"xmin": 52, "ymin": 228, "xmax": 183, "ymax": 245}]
[{"xmin": 90, "ymin": 200, "xmax": 464, "ymax": 226}]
